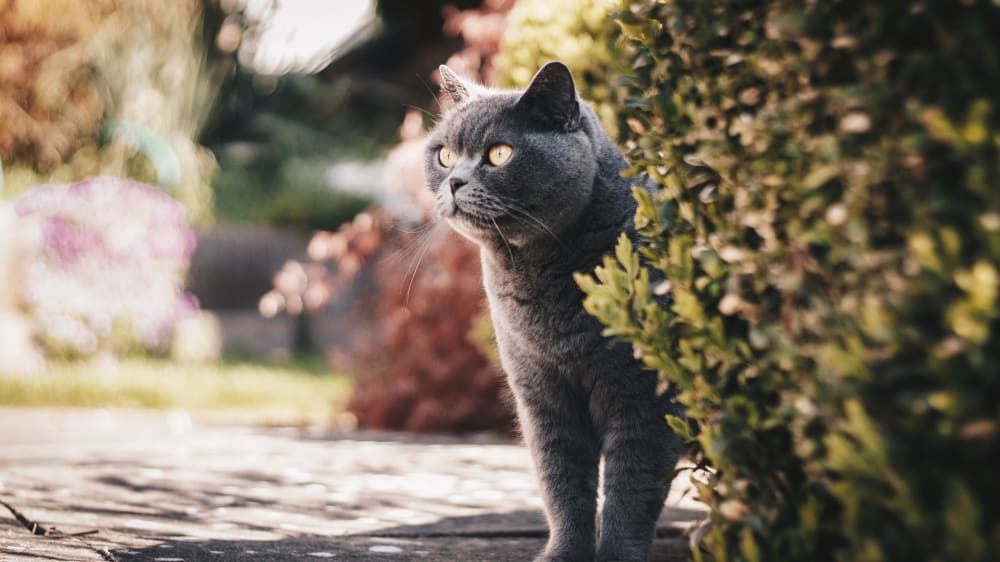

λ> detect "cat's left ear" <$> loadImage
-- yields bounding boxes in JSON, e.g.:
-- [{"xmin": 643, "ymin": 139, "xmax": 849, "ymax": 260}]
[
  {"xmin": 516, "ymin": 62, "xmax": 581, "ymax": 132},
  {"xmin": 439, "ymin": 65, "xmax": 483, "ymax": 104}
]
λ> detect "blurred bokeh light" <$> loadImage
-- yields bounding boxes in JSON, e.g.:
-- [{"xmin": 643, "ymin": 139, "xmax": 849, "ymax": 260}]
[{"xmin": 226, "ymin": 0, "xmax": 376, "ymax": 75}]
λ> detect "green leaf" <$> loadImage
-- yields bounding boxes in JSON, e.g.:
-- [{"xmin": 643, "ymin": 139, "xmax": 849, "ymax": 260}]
[
  {"xmin": 666, "ymin": 414, "xmax": 694, "ymax": 441},
  {"xmin": 801, "ymin": 164, "xmax": 840, "ymax": 190},
  {"xmin": 672, "ymin": 289, "xmax": 704, "ymax": 326}
]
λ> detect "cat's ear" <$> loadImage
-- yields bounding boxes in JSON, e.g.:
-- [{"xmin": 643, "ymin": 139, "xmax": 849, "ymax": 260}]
[
  {"xmin": 438, "ymin": 65, "xmax": 481, "ymax": 104},
  {"xmin": 516, "ymin": 62, "xmax": 581, "ymax": 132}
]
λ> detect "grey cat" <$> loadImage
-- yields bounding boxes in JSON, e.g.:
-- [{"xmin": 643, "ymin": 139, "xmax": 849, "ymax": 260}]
[{"xmin": 424, "ymin": 62, "xmax": 683, "ymax": 562}]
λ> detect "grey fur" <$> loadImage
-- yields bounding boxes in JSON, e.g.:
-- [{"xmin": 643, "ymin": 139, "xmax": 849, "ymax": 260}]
[{"xmin": 425, "ymin": 62, "xmax": 683, "ymax": 562}]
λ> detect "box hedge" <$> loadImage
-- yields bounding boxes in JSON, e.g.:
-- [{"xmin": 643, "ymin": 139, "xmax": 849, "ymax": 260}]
[
  {"xmin": 494, "ymin": 0, "xmax": 621, "ymax": 135},
  {"xmin": 571, "ymin": 1, "xmax": 1000, "ymax": 561}
]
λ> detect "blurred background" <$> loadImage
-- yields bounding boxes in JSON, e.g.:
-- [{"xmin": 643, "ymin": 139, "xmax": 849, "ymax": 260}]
[
  {"xmin": 0, "ymin": 0, "xmax": 539, "ymax": 431},
  {"xmin": 3, "ymin": 2, "xmax": 997, "ymax": 558}
]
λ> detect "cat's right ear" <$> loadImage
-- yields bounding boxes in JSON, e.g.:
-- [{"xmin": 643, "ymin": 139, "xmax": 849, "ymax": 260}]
[
  {"xmin": 438, "ymin": 65, "xmax": 479, "ymax": 104},
  {"xmin": 516, "ymin": 62, "xmax": 581, "ymax": 132}
]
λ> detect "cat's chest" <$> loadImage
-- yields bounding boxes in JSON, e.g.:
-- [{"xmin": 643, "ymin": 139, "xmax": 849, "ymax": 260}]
[{"xmin": 482, "ymin": 262, "xmax": 606, "ymax": 369}]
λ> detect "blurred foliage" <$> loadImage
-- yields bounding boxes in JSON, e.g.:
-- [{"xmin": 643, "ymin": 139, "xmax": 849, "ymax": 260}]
[
  {"xmin": 493, "ymin": 0, "xmax": 620, "ymax": 135},
  {"xmin": 437, "ymin": 0, "xmax": 512, "ymax": 84},
  {"xmin": 468, "ymin": 307, "xmax": 501, "ymax": 368},
  {"xmin": 210, "ymin": 96, "xmax": 380, "ymax": 230},
  {"xmin": 0, "ymin": 0, "xmax": 224, "ymax": 225},
  {"xmin": 95, "ymin": 0, "xmax": 223, "ymax": 225},
  {"xmin": 258, "ymin": 0, "xmax": 519, "ymax": 429},
  {"xmin": 343, "ymin": 219, "xmax": 511, "ymax": 432},
  {"xmin": 256, "ymin": 0, "xmax": 517, "ymax": 432},
  {"xmin": 261, "ymin": 211, "xmax": 511, "ymax": 433},
  {"xmin": 0, "ymin": 0, "xmax": 115, "ymax": 170},
  {"xmin": 13, "ymin": 177, "xmax": 198, "ymax": 360},
  {"xmin": 0, "ymin": 355, "xmax": 351, "ymax": 426},
  {"xmin": 575, "ymin": 1, "xmax": 1000, "ymax": 560},
  {"xmin": 213, "ymin": 155, "xmax": 371, "ymax": 231}
]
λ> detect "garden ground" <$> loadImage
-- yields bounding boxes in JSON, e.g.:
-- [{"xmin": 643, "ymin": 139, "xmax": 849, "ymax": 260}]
[{"xmin": 0, "ymin": 408, "xmax": 705, "ymax": 561}]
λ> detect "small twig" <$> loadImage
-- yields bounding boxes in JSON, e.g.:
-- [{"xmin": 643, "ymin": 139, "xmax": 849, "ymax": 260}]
[
  {"xmin": 1, "ymin": 499, "xmax": 99, "ymax": 537},
  {"xmin": 0, "ymin": 499, "xmax": 47, "ymax": 535},
  {"xmin": 55, "ymin": 528, "xmax": 102, "ymax": 538},
  {"xmin": 1, "ymin": 498, "xmax": 116, "ymax": 561}
]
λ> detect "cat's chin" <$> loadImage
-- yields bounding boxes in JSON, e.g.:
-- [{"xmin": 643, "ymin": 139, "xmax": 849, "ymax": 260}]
[
  {"xmin": 445, "ymin": 216, "xmax": 492, "ymax": 245},
  {"xmin": 438, "ymin": 200, "xmax": 522, "ymax": 248}
]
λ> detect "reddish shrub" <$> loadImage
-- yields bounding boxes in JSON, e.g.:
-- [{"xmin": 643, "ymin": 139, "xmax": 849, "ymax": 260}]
[
  {"xmin": 344, "ymin": 222, "xmax": 510, "ymax": 432},
  {"xmin": 260, "ymin": 0, "xmax": 516, "ymax": 432}
]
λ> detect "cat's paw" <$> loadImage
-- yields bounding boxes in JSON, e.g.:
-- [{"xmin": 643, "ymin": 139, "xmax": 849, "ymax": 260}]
[
  {"xmin": 533, "ymin": 547, "xmax": 595, "ymax": 562},
  {"xmin": 595, "ymin": 544, "xmax": 648, "ymax": 562}
]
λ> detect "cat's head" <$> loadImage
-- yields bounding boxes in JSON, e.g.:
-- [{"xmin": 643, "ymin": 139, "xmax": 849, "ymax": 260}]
[{"xmin": 424, "ymin": 62, "xmax": 601, "ymax": 248}]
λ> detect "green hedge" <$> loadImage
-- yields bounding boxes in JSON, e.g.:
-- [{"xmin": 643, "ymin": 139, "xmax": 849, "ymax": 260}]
[
  {"xmin": 575, "ymin": 1, "xmax": 1000, "ymax": 561},
  {"xmin": 494, "ymin": 0, "xmax": 621, "ymax": 136}
]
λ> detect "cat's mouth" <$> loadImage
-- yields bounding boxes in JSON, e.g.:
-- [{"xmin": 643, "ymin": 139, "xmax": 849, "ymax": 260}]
[
  {"xmin": 451, "ymin": 207, "xmax": 500, "ymax": 231},
  {"xmin": 441, "ymin": 197, "xmax": 488, "ymax": 224},
  {"xmin": 443, "ymin": 202, "xmax": 514, "ymax": 240}
]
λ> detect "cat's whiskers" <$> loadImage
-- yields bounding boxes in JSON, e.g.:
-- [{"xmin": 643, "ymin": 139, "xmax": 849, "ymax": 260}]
[
  {"xmin": 382, "ymin": 220, "xmax": 438, "ymax": 267},
  {"xmin": 490, "ymin": 216, "xmax": 515, "ymax": 265},
  {"xmin": 403, "ymin": 104, "xmax": 439, "ymax": 125},
  {"xmin": 392, "ymin": 219, "xmax": 436, "ymax": 236},
  {"xmin": 400, "ymin": 223, "xmax": 444, "ymax": 304},
  {"xmin": 500, "ymin": 200, "xmax": 565, "ymax": 247}
]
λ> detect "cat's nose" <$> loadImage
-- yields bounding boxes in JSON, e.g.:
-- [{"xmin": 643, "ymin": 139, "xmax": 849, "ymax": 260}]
[{"xmin": 449, "ymin": 176, "xmax": 468, "ymax": 195}]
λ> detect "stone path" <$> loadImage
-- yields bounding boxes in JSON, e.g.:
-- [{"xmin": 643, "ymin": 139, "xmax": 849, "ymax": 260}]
[{"xmin": 0, "ymin": 408, "xmax": 705, "ymax": 561}]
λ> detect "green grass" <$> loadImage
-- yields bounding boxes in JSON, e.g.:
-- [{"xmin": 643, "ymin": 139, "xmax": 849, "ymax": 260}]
[{"xmin": 0, "ymin": 355, "xmax": 353, "ymax": 425}]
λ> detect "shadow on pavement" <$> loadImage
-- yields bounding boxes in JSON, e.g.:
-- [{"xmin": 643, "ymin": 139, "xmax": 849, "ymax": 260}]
[{"xmin": 116, "ymin": 510, "xmax": 690, "ymax": 562}]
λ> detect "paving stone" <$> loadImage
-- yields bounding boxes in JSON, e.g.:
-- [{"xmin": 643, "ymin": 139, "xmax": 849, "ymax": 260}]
[{"xmin": 0, "ymin": 408, "xmax": 705, "ymax": 561}]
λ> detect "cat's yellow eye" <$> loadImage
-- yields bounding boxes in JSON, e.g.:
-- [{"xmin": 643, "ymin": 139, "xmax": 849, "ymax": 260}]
[
  {"xmin": 487, "ymin": 144, "xmax": 513, "ymax": 166},
  {"xmin": 438, "ymin": 146, "xmax": 457, "ymax": 168}
]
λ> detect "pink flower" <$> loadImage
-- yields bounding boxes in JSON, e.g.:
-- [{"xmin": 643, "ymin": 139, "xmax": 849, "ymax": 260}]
[{"xmin": 13, "ymin": 176, "xmax": 199, "ymax": 358}]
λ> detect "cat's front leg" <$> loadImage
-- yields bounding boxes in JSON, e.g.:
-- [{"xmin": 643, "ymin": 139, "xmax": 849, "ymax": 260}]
[
  {"xmin": 595, "ymin": 396, "xmax": 681, "ymax": 562},
  {"xmin": 512, "ymin": 374, "xmax": 601, "ymax": 562}
]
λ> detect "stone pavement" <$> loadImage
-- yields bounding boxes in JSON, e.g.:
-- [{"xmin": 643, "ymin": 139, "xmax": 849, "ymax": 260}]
[{"xmin": 0, "ymin": 408, "xmax": 706, "ymax": 561}]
